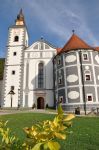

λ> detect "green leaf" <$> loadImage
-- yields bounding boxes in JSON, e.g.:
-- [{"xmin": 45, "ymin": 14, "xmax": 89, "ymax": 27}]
[
  {"xmin": 63, "ymin": 114, "xmax": 75, "ymax": 122},
  {"xmin": 57, "ymin": 104, "xmax": 63, "ymax": 115},
  {"xmin": 48, "ymin": 141, "xmax": 60, "ymax": 150},
  {"xmin": 43, "ymin": 143, "xmax": 48, "ymax": 150},
  {"xmin": 54, "ymin": 132, "xmax": 66, "ymax": 140},
  {"xmin": 32, "ymin": 143, "xmax": 43, "ymax": 150}
]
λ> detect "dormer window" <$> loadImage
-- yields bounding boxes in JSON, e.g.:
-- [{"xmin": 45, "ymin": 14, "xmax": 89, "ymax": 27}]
[{"xmin": 14, "ymin": 36, "xmax": 19, "ymax": 42}]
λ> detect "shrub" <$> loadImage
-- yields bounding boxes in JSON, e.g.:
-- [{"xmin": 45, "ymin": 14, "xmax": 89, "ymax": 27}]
[
  {"xmin": 0, "ymin": 104, "xmax": 75, "ymax": 150},
  {"xmin": 0, "ymin": 121, "xmax": 23, "ymax": 150},
  {"xmin": 23, "ymin": 104, "xmax": 75, "ymax": 150}
]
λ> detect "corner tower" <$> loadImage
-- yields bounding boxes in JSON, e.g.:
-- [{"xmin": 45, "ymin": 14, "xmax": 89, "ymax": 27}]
[
  {"xmin": 54, "ymin": 33, "xmax": 99, "ymax": 113},
  {"xmin": 2, "ymin": 9, "xmax": 28, "ymax": 107}
]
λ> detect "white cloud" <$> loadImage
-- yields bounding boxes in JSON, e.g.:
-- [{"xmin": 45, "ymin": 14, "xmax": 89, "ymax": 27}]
[{"xmin": 22, "ymin": 0, "xmax": 98, "ymax": 46}]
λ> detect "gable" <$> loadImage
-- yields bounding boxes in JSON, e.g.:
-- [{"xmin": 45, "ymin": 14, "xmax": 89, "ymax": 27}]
[{"xmin": 25, "ymin": 40, "xmax": 56, "ymax": 52}]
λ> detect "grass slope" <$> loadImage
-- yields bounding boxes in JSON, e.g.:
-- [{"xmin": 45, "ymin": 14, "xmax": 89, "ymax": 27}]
[{"xmin": 0, "ymin": 113, "xmax": 99, "ymax": 150}]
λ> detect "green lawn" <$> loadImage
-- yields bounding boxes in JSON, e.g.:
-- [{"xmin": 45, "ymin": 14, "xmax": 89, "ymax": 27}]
[{"xmin": 0, "ymin": 113, "xmax": 99, "ymax": 150}]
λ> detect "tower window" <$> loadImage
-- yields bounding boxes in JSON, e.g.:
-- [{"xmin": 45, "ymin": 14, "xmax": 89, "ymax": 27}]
[
  {"xmin": 58, "ymin": 77, "xmax": 62, "ymax": 84},
  {"xmin": 11, "ymin": 86, "xmax": 14, "ymax": 90},
  {"xmin": 14, "ymin": 36, "xmax": 19, "ymax": 42},
  {"xmin": 87, "ymin": 94, "xmax": 93, "ymax": 101},
  {"xmin": 85, "ymin": 70, "xmax": 91, "ymax": 81},
  {"xmin": 13, "ymin": 52, "xmax": 17, "ymax": 56},
  {"xmin": 83, "ymin": 53, "xmax": 89, "ymax": 61},
  {"xmin": 59, "ymin": 96, "xmax": 63, "ymax": 103},
  {"xmin": 12, "ymin": 70, "xmax": 15, "ymax": 75},
  {"xmin": 85, "ymin": 74, "xmax": 91, "ymax": 80},
  {"xmin": 57, "ymin": 57, "xmax": 61, "ymax": 65}
]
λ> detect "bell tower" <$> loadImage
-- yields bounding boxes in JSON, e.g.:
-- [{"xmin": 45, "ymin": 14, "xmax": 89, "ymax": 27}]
[{"xmin": 2, "ymin": 9, "xmax": 28, "ymax": 107}]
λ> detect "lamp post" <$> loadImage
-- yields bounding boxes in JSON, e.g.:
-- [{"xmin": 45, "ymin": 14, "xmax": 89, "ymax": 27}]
[{"xmin": 8, "ymin": 90, "xmax": 15, "ymax": 108}]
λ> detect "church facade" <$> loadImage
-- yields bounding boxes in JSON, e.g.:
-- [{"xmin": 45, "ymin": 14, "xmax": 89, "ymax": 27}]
[
  {"xmin": 1, "ymin": 10, "xmax": 56, "ymax": 109},
  {"xmin": 0, "ymin": 10, "xmax": 99, "ymax": 112}
]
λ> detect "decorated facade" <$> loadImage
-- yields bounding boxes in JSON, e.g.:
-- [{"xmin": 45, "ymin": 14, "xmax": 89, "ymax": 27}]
[
  {"xmin": 0, "ymin": 10, "xmax": 99, "ymax": 112},
  {"xmin": 53, "ymin": 34, "xmax": 99, "ymax": 112}
]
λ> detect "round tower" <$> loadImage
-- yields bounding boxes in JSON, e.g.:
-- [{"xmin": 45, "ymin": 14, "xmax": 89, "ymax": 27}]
[{"xmin": 54, "ymin": 33, "xmax": 99, "ymax": 114}]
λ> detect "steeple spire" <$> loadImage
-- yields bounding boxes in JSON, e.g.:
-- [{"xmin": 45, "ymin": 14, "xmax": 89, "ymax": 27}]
[
  {"xmin": 15, "ymin": 9, "xmax": 25, "ymax": 25},
  {"xmin": 20, "ymin": 8, "xmax": 22, "ymax": 14}
]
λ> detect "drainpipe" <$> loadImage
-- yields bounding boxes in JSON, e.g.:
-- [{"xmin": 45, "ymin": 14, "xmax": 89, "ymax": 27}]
[
  {"xmin": 79, "ymin": 50, "xmax": 87, "ymax": 115},
  {"xmin": 52, "ymin": 58, "xmax": 56, "ymax": 109}
]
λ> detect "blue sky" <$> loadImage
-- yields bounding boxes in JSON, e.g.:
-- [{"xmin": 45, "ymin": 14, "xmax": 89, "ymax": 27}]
[{"xmin": 0, "ymin": 0, "xmax": 99, "ymax": 57}]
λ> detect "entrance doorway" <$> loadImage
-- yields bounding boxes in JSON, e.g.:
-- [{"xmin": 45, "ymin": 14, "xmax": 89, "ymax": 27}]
[{"xmin": 37, "ymin": 97, "xmax": 44, "ymax": 109}]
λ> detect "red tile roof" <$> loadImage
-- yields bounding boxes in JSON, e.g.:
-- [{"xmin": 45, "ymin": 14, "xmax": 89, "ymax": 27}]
[
  {"xmin": 95, "ymin": 47, "xmax": 99, "ymax": 51},
  {"xmin": 59, "ymin": 33, "xmax": 92, "ymax": 53},
  {"xmin": 57, "ymin": 48, "xmax": 62, "ymax": 54}
]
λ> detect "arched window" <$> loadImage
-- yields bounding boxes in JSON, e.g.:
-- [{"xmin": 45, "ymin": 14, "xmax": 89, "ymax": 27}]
[
  {"xmin": 38, "ymin": 62, "xmax": 44, "ymax": 88},
  {"xmin": 14, "ymin": 36, "xmax": 19, "ymax": 42}
]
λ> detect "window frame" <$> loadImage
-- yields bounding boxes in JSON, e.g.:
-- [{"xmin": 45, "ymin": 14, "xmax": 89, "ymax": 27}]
[
  {"xmin": 13, "ymin": 52, "xmax": 17, "ymax": 56},
  {"xmin": 87, "ymin": 94, "xmax": 93, "ymax": 102},
  {"xmin": 82, "ymin": 53, "xmax": 89, "ymax": 61},
  {"xmin": 38, "ymin": 62, "xmax": 44, "ymax": 88},
  {"xmin": 57, "ymin": 57, "xmax": 61, "ymax": 65},
  {"xmin": 85, "ymin": 74, "xmax": 91, "ymax": 81},
  {"xmin": 12, "ymin": 70, "xmax": 15, "ymax": 75},
  {"xmin": 58, "ymin": 76, "xmax": 62, "ymax": 85},
  {"xmin": 11, "ymin": 86, "xmax": 14, "ymax": 90},
  {"xmin": 14, "ymin": 36, "xmax": 19, "ymax": 42},
  {"xmin": 59, "ymin": 96, "xmax": 63, "ymax": 103},
  {"xmin": 85, "ymin": 70, "xmax": 91, "ymax": 81}
]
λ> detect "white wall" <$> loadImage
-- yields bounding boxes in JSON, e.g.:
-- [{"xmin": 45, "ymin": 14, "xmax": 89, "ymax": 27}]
[
  {"xmin": 3, "ymin": 25, "xmax": 28, "ymax": 107},
  {"xmin": 23, "ymin": 41, "xmax": 56, "ymax": 107}
]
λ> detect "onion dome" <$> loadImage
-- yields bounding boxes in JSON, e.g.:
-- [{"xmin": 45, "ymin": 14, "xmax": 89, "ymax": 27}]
[{"xmin": 15, "ymin": 9, "xmax": 25, "ymax": 25}]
